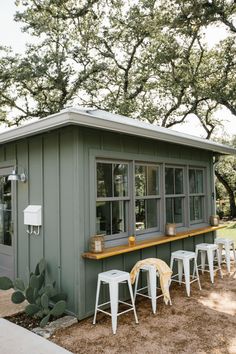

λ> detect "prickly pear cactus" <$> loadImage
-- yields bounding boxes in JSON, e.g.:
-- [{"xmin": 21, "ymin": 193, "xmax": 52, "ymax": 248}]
[{"xmin": 0, "ymin": 258, "xmax": 67, "ymax": 327}]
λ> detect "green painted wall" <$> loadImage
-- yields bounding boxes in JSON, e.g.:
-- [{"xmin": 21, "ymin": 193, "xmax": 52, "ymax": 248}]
[{"xmin": 0, "ymin": 125, "xmax": 216, "ymax": 319}]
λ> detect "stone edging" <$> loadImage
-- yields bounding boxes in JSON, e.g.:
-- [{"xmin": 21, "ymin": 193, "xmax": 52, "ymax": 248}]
[{"xmin": 33, "ymin": 315, "xmax": 78, "ymax": 339}]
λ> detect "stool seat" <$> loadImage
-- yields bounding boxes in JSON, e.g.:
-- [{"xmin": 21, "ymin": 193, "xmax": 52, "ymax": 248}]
[
  {"xmin": 171, "ymin": 250, "xmax": 196, "ymax": 259},
  {"xmin": 215, "ymin": 238, "xmax": 236, "ymax": 273},
  {"xmin": 99, "ymin": 270, "xmax": 130, "ymax": 283},
  {"xmin": 93, "ymin": 270, "xmax": 138, "ymax": 334},
  {"xmin": 170, "ymin": 250, "xmax": 201, "ymax": 297},
  {"xmin": 196, "ymin": 243, "xmax": 223, "ymax": 283},
  {"xmin": 196, "ymin": 243, "xmax": 218, "ymax": 251}
]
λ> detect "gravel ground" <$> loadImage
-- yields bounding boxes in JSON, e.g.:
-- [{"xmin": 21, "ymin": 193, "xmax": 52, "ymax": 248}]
[{"xmin": 50, "ymin": 264, "xmax": 236, "ymax": 354}]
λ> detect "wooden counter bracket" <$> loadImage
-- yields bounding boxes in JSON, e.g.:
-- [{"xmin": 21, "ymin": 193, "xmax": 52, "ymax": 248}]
[{"xmin": 82, "ymin": 225, "xmax": 226, "ymax": 260}]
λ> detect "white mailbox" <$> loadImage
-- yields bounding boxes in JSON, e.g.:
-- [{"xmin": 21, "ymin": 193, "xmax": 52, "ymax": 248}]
[{"xmin": 24, "ymin": 205, "xmax": 42, "ymax": 226}]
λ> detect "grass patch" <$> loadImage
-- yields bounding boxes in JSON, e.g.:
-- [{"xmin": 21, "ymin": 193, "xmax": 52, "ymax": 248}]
[{"xmin": 217, "ymin": 222, "xmax": 236, "ymax": 241}]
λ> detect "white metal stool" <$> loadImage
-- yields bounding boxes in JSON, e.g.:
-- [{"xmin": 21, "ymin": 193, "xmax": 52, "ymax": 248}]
[
  {"xmin": 134, "ymin": 264, "xmax": 172, "ymax": 314},
  {"xmin": 170, "ymin": 250, "xmax": 201, "ymax": 297},
  {"xmin": 215, "ymin": 238, "xmax": 236, "ymax": 273},
  {"xmin": 93, "ymin": 270, "xmax": 138, "ymax": 334},
  {"xmin": 195, "ymin": 243, "xmax": 223, "ymax": 283}
]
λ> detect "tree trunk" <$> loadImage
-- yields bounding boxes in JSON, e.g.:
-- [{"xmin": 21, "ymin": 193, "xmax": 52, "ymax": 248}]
[{"xmin": 215, "ymin": 170, "xmax": 236, "ymax": 218}]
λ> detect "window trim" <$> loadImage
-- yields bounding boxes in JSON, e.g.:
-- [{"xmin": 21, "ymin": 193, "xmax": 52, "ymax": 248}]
[{"xmin": 90, "ymin": 149, "xmax": 211, "ymax": 246}]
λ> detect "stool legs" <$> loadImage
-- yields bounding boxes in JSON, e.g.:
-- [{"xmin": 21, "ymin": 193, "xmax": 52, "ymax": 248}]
[
  {"xmin": 178, "ymin": 259, "xmax": 183, "ymax": 285},
  {"xmin": 127, "ymin": 279, "xmax": 139, "ymax": 324},
  {"xmin": 147, "ymin": 266, "xmax": 157, "ymax": 314},
  {"xmin": 217, "ymin": 243, "xmax": 224, "ymax": 265},
  {"xmin": 93, "ymin": 278, "xmax": 101, "ymax": 325},
  {"xmin": 200, "ymin": 251, "xmax": 206, "ymax": 274},
  {"xmin": 183, "ymin": 258, "xmax": 190, "ymax": 297},
  {"xmin": 207, "ymin": 249, "xmax": 214, "ymax": 283},
  {"xmin": 109, "ymin": 282, "xmax": 119, "ymax": 334},
  {"xmin": 233, "ymin": 245, "xmax": 236, "ymax": 266},
  {"xmin": 216, "ymin": 249, "xmax": 223, "ymax": 279},
  {"xmin": 194, "ymin": 258, "xmax": 202, "ymax": 290},
  {"xmin": 225, "ymin": 243, "xmax": 231, "ymax": 273}
]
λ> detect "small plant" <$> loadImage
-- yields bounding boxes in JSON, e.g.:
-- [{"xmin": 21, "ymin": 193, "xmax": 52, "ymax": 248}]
[{"xmin": 0, "ymin": 259, "xmax": 67, "ymax": 328}]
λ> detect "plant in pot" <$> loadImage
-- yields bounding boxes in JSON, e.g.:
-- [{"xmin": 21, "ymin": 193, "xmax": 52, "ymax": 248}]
[{"xmin": 0, "ymin": 258, "xmax": 67, "ymax": 328}]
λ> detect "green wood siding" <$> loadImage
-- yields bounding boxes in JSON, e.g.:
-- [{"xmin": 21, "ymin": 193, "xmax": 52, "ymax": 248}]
[{"xmin": 0, "ymin": 125, "xmax": 216, "ymax": 319}]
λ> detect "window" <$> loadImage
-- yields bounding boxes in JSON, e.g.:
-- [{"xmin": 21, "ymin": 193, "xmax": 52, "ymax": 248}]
[
  {"xmin": 135, "ymin": 164, "xmax": 160, "ymax": 232},
  {"xmin": 189, "ymin": 168, "xmax": 205, "ymax": 222},
  {"xmin": 96, "ymin": 162, "xmax": 129, "ymax": 237},
  {"xmin": 165, "ymin": 167, "xmax": 184, "ymax": 225},
  {"xmin": 95, "ymin": 159, "xmax": 208, "ymax": 243}
]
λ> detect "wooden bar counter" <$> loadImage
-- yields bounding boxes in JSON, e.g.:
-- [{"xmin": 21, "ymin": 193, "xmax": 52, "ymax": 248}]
[{"xmin": 82, "ymin": 225, "xmax": 225, "ymax": 260}]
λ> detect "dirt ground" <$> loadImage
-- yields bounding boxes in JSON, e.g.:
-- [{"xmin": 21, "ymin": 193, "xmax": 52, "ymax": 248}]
[{"xmin": 50, "ymin": 264, "xmax": 236, "ymax": 354}]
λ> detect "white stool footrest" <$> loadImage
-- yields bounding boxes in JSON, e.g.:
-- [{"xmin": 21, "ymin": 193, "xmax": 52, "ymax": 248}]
[
  {"xmin": 136, "ymin": 285, "xmax": 164, "ymax": 301},
  {"xmin": 171, "ymin": 274, "xmax": 198, "ymax": 284}
]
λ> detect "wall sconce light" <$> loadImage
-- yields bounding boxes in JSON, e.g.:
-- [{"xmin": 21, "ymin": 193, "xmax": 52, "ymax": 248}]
[{"xmin": 8, "ymin": 166, "xmax": 27, "ymax": 183}]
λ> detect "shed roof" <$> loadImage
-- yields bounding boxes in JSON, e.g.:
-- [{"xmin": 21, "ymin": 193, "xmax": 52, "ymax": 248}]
[{"xmin": 0, "ymin": 107, "xmax": 235, "ymax": 155}]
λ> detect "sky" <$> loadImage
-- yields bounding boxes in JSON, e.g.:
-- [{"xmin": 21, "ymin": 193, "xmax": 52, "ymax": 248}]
[{"xmin": 0, "ymin": 0, "xmax": 236, "ymax": 139}]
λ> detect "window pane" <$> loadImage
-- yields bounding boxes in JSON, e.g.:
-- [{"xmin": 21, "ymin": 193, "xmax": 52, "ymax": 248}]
[
  {"xmin": 166, "ymin": 198, "xmax": 173, "ymax": 223},
  {"xmin": 112, "ymin": 201, "xmax": 126, "ymax": 234},
  {"xmin": 0, "ymin": 178, "xmax": 12, "ymax": 247},
  {"xmin": 135, "ymin": 199, "xmax": 145, "ymax": 230},
  {"xmin": 146, "ymin": 199, "xmax": 157, "ymax": 229},
  {"xmin": 190, "ymin": 196, "xmax": 203, "ymax": 221},
  {"xmin": 165, "ymin": 168, "xmax": 174, "ymax": 195},
  {"xmin": 147, "ymin": 166, "xmax": 159, "ymax": 195},
  {"xmin": 96, "ymin": 201, "xmax": 111, "ymax": 235},
  {"xmin": 189, "ymin": 169, "xmax": 195, "ymax": 194},
  {"xmin": 166, "ymin": 197, "xmax": 183, "ymax": 224},
  {"xmin": 196, "ymin": 170, "xmax": 203, "ymax": 193},
  {"xmin": 175, "ymin": 169, "xmax": 183, "ymax": 194},
  {"xmin": 174, "ymin": 197, "xmax": 183, "ymax": 224},
  {"xmin": 135, "ymin": 199, "xmax": 157, "ymax": 230},
  {"xmin": 114, "ymin": 164, "xmax": 128, "ymax": 197},
  {"xmin": 135, "ymin": 165, "xmax": 146, "ymax": 197},
  {"xmin": 97, "ymin": 163, "xmax": 112, "ymax": 197}
]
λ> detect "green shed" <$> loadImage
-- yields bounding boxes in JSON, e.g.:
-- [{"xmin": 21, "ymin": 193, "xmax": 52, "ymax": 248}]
[{"xmin": 0, "ymin": 107, "xmax": 235, "ymax": 319}]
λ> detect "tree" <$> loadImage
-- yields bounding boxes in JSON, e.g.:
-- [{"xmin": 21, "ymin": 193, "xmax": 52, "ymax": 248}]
[
  {"xmin": 0, "ymin": 0, "xmax": 104, "ymax": 125},
  {"xmin": 0, "ymin": 0, "xmax": 236, "ymax": 137},
  {"xmin": 215, "ymin": 136, "xmax": 236, "ymax": 218}
]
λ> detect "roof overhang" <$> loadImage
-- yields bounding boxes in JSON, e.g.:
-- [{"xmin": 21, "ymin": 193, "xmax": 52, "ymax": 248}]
[{"xmin": 0, "ymin": 107, "xmax": 235, "ymax": 155}]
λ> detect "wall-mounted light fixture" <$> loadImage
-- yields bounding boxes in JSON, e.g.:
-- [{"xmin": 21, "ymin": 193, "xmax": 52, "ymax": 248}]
[{"xmin": 8, "ymin": 166, "xmax": 27, "ymax": 183}]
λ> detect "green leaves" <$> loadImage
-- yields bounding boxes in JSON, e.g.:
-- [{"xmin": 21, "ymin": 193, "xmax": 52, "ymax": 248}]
[
  {"xmin": 11, "ymin": 291, "xmax": 25, "ymax": 304},
  {"xmin": 0, "ymin": 0, "xmax": 235, "ymax": 135},
  {"xmin": 0, "ymin": 277, "xmax": 13, "ymax": 290},
  {"xmin": 14, "ymin": 278, "xmax": 25, "ymax": 291}
]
